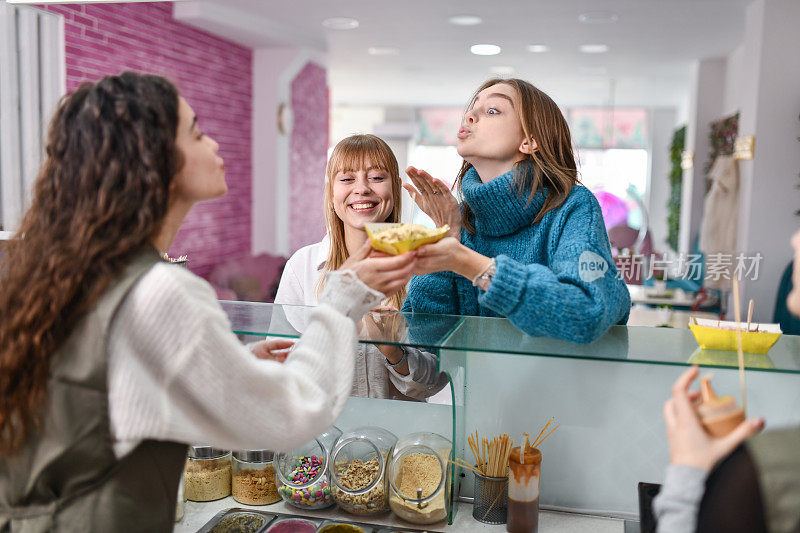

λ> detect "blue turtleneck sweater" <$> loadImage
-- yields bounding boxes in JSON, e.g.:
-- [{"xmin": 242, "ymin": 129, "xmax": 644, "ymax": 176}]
[{"xmin": 402, "ymin": 166, "xmax": 631, "ymax": 343}]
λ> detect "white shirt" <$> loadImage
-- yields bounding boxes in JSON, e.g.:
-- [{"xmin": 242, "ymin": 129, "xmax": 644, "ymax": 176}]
[
  {"xmin": 107, "ymin": 262, "xmax": 382, "ymax": 459},
  {"xmin": 275, "ymin": 236, "xmax": 448, "ymax": 401}
]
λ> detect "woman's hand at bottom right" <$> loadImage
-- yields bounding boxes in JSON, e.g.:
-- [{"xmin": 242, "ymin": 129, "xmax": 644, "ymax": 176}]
[{"xmin": 663, "ymin": 366, "xmax": 764, "ymax": 472}]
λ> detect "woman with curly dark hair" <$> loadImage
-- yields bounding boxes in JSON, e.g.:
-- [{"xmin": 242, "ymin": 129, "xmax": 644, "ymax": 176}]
[{"xmin": 0, "ymin": 72, "xmax": 416, "ymax": 531}]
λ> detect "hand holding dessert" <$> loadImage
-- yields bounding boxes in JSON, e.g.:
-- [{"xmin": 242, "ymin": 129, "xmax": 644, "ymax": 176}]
[
  {"xmin": 366, "ymin": 223, "xmax": 449, "ymax": 255},
  {"xmin": 663, "ymin": 366, "xmax": 764, "ymax": 471},
  {"xmin": 340, "ymin": 240, "xmax": 417, "ymax": 298}
]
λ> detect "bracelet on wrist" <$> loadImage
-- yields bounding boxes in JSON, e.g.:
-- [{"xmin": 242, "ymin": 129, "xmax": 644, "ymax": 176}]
[
  {"xmin": 471, "ymin": 258, "xmax": 497, "ymax": 291},
  {"xmin": 386, "ymin": 347, "xmax": 408, "ymax": 368}
]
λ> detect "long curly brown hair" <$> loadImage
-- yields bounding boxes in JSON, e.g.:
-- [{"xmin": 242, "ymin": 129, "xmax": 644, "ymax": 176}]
[{"xmin": 0, "ymin": 72, "xmax": 182, "ymax": 455}]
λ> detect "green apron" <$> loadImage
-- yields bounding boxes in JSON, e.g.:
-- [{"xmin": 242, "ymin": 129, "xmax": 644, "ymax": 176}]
[
  {"xmin": 0, "ymin": 250, "xmax": 187, "ymax": 532},
  {"xmin": 748, "ymin": 426, "xmax": 800, "ymax": 533}
]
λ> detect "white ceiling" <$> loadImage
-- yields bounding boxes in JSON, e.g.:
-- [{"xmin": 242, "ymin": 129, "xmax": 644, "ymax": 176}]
[{"xmin": 177, "ymin": 0, "xmax": 749, "ymax": 109}]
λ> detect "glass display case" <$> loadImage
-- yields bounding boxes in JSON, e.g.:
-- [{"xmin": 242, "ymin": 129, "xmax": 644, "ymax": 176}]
[{"xmin": 222, "ymin": 301, "xmax": 800, "ymax": 522}]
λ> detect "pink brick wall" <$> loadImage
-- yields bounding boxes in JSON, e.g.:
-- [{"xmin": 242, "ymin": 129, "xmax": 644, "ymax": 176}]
[
  {"xmin": 42, "ymin": 2, "xmax": 252, "ymax": 278},
  {"xmin": 289, "ymin": 62, "xmax": 329, "ymax": 253}
]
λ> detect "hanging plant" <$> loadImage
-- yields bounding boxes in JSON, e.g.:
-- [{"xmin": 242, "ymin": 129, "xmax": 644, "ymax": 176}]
[
  {"xmin": 707, "ymin": 112, "xmax": 739, "ymax": 177},
  {"xmin": 667, "ymin": 126, "xmax": 686, "ymax": 251}
]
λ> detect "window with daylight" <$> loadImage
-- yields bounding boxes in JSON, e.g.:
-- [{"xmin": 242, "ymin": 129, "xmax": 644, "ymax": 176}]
[
  {"xmin": 0, "ymin": 4, "xmax": 64, "ymax": 235},
  {"xmin": 569, "ymin": 108, "xmax": 650, "ymax": 232}
]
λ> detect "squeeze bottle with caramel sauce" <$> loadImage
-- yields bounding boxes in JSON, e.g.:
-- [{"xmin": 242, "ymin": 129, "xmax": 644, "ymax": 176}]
[
  {"xmin": 694, "ymin": 376, "xmax": 745, "ymax": 438},
  {"xmin": 507, "ymin": 444, "xmax": 541, "ymax": 533}
]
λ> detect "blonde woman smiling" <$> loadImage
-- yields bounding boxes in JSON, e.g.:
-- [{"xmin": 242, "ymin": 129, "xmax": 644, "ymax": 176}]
[{"xmin": 275, "ymin": 134, "xmax": 448, "ymax": 401}]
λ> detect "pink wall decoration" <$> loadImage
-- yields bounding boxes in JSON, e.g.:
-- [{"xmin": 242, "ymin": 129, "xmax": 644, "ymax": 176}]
[
  {"xmin": 417, "ymin": 107, "xmax": 462, "ymax": 146},
  {"xmin": 289, "ymin": 61, "xmax": 329, "ymax": 253},
  {"xmin": 42, "ymin": 2, "xmax": 252, "ymax": 278},
  {"xmin": 569, "ymin": 108, "xmax": 648, "ymax": 149}
]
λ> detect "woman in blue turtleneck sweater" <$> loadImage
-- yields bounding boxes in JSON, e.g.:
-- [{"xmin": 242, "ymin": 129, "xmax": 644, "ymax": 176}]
[{"xmin": 402, "ymin": 78, "xmax": 630, "ymax": 343}]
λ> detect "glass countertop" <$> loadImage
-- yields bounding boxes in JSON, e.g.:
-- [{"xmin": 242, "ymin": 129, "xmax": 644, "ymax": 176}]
[
  {"xmin": 221, "ymin": 301, "xmax": 800, "ymax": 374},
  {"xmin": 220, "ymin": 300, "xmax": 464, "ymax": 346}
]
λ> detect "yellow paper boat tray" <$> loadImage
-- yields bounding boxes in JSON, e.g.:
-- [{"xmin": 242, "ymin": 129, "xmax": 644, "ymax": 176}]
[
  {"xmin": 688, "ymin": 317, "xmax": 782, "ymax": 354},
  {"xmin": 365, "ymin": 223, "xmax": 449, "ymax": 255}
]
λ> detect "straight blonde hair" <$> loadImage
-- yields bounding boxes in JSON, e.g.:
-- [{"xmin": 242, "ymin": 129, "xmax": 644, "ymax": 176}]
[
  {"xmin": 319, "ymin": 134, "xmax": 406, "ymax": 309},
  {"xmin": 457, "ymin": 78, "xmax": 579, "ymax": 233}
]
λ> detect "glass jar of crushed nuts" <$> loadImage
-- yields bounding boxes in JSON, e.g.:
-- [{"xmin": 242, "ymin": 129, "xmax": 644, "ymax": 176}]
[
  {"xmin": 232, "ymin": 449, "xmax": 280, "ymax": 505},
  {"xmin": 330, "ymin": 427, "xmax": 398, "ymax": 516}
]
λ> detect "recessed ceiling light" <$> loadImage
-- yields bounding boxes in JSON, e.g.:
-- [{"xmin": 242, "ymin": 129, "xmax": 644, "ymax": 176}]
[
  {"xmin": 580, "ymin": 44, "xmax": 609, "ymax": 54},
  {"xmin": 490, "ymin": 66, "xmax": 515, "ymax": 76},
  {"xmin": 470, "ymin": 44, "xmax": 501, "ymax": 56},
  {"xmin": 449, "ymin": 15, "xmax": 483, "ymax": 26},
  {"xmin": 368, "ymin": 47, "xmax": 399, "ymax": 56},
  {"xmin": 578, "ymin": 11, "xmax": 619, "ymax": 24},
  {"xmin": 526, "ymin": 44, "xmax": 549, "ymax": 53},
  {"xmin": 322, "ymin": 17, "xmax": 359, "ymax": 30}
]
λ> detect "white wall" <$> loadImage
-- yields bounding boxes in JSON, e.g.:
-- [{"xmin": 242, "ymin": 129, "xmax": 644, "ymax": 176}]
[
  {"xmin": 679, "ymin": 58, "xmax": 727, "ymax": 254},
  {"xmin": 329, "ymin": 106, "xmax": 385, "ymax": 147},
  {"xmin": 732, "ymin": 0, "xmax": 800, "ymax": 322},
  {"xmin": 723, "ymin": 44, "xmax": 745, "ymax": 118},
  {"xmin": 251, "ymin": 48, "xmax": 327, "ymax": 256},
  {"xmin": 252, "ymin": 47, "xmax": 298, "ymax": 255},
  {"xmin": 675, "ymin": 90, "xmax": 691, "ymax": 129},
  {"xmin": 647, "ymin": 108, "xmax": 678, "ymax": 253}
]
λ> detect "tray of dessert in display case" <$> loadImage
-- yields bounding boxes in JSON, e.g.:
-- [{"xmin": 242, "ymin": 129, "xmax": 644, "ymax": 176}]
[
  {"xmin": 195, "ymin": 508, "xmax": 410, "ymax": 533},
  {"xmin": 196, "ymin": 508, "xmax": 275, "ymax": 533}
]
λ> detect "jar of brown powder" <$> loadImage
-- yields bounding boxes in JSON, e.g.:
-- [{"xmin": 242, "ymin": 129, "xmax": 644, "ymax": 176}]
[
  {"xmin": 232, "ymin": 449, "xmax": 280, "ymax": 505},
  {"xmin": 185, "ymin": 446, "xmax": 231, "ymax": 502},
  {"xmin": 387, "ymin": 432, "xmax": 451, "ymax": 525}
]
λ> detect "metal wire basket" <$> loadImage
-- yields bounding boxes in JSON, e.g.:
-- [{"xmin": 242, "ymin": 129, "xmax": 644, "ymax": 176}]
[{"xmin": 472, "ymin": 472, "xmax": 508, "ymax": 525}]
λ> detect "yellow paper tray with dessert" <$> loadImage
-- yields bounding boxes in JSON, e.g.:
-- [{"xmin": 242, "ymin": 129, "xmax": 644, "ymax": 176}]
[
  {"xmin": 688, "ymin": 317, "xmax": 782, "ymax": 354},
  {"xmin": 365, "ymin": 223, "xmax": 450, "ymax": 255}
]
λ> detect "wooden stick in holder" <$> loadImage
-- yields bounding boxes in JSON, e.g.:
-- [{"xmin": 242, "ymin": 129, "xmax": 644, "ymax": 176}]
[
  {"xmin": 534, "ymin": 425, "xmax": 560, "ymax": 448},
  {"xmin": 450, "ymin": 458, "xmax": 482, "ymax": 476},
  {"xmin": 732, "ymin": 278, "xmax": 747, "ymax": 411},
  {"xmin": 530, "ymin": 418, "xmax": 552, "ymax": 450}
]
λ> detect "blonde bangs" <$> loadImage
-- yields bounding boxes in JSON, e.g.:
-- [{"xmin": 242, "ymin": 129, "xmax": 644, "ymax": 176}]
[{"xmin": 326, "ymin": 135, "xmax": 399, "ymax": 183}]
